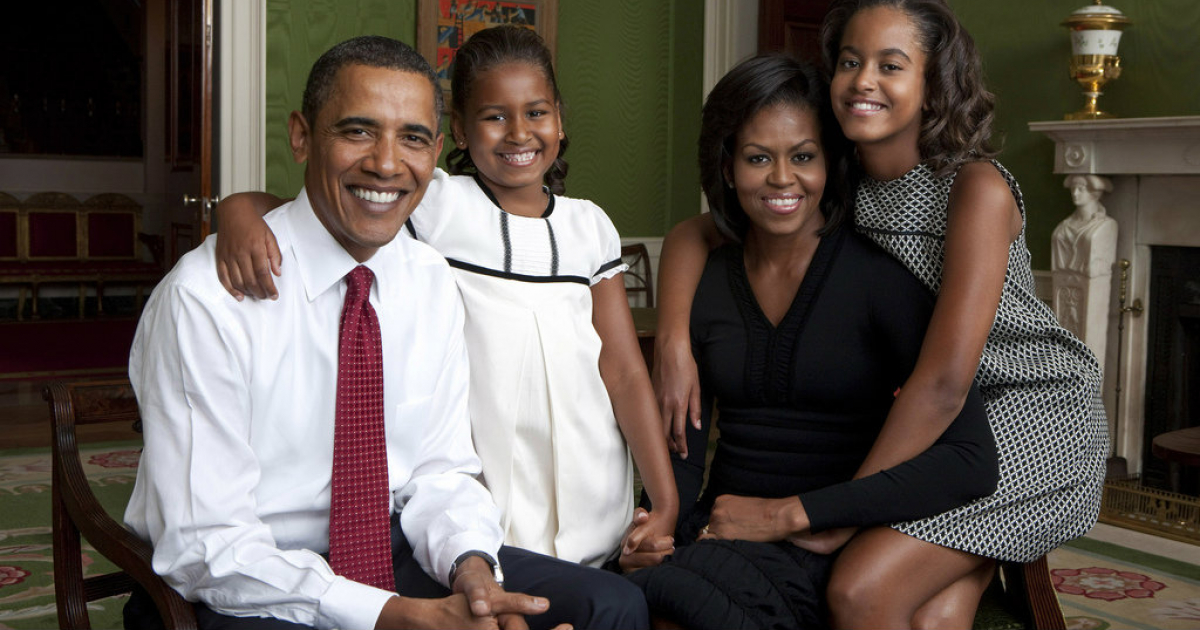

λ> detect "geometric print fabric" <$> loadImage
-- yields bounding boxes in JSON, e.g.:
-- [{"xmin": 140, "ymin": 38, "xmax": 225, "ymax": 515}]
[
  {"xmin": 328, "ymin": 265, "xmax": 395, "ymax": 590},
  {"xmin": 855, "ymin": 161, "xmax": 1108, "ymax": 563}
]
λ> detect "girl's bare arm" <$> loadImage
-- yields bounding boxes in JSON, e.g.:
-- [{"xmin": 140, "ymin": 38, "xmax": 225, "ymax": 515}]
[
  {"xmin": 591, "ymin": 275, "xmax": 679, "ymax": 570},
  {"xmin": 652, "ymin": 213, "xmax": 723, "ymax": 457},
  {"xmin": 853, "ymin": 161, "xmax": 1022, "ymax": 478},
  {"xmin": 214, "ymin": 192, "xmax": 287, "ymax": 300}
]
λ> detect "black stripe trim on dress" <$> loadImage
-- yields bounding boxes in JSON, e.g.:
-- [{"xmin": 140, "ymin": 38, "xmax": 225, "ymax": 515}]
[
  {"xmin": 446, "ymin": 258, "xmax": 590, "ymax": 285},
  {"xmin": 595, "ymin": 257, "xmax": 624, "ymax": 278},
  {"xmin": 500, "ymin": 211, "xmax": 512, "ymax": 273},
  {"xmin": 404, "ymin": 218, "xmax": 418, "ymax": 239},
  {"xmin": 546, "ymin": 220, "xmax": 560, "ymax": 275},
  {"xmin": 857, "ymin": 225, "xmax": 945, "ymax": 241}
]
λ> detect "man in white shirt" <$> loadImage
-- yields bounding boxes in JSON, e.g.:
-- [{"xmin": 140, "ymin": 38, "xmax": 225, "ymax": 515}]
[{"xmin": 123, "ymin": 35, "xmax": 647, "ymax": 630}]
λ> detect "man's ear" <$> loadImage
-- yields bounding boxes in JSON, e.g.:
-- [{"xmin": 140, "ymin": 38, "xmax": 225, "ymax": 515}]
[
  {"xmin": 288, "ymin": 111, "xmax": 310, "ymax": 164},
  {"xmin": 434, "ymin": 131, "xmax": 445, "ymax": 159}
]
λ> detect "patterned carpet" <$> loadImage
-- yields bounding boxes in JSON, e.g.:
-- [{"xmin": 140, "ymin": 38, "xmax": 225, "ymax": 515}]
[
  {"xmin": 1048, "ymin": 535, "xmax": 1200, "ymax": 630},
  {"xmin": 0, "ymin": 444, "xmax": 137, "ymax": 629},
  {"xmin": 1, "ymin": 444, "xmax": 1197, "ymax": 629}
]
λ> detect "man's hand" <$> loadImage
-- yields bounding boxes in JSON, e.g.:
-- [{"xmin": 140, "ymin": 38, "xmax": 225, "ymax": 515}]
[
  {"xmin": 372, "ymin": 555, "xmax": 570, "ymax": 630},
  {"xmin": 452, "ymin": 556, "xmax": 565, "ymax": 629},
  {"xmin": 618, "ymin": 508, "xmax": 675, "ymax": 572},
  {"xmin": 698, "ymin": 495, "xmax": 807, "ymax": 543},
  {"xmin": 374, "ymin": 594, "xmax": 503, "ymax": 629}
]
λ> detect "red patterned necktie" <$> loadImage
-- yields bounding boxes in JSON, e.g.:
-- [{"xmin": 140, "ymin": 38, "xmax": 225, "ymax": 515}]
[{"xmin": 328, "ymin": 265, "xmax": 395, "ymax": 590}]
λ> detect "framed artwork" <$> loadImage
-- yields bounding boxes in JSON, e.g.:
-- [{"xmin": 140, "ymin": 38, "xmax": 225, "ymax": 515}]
[{"xmin": 417, "ymin": 0, "xmax": 558, "ymax": 95}]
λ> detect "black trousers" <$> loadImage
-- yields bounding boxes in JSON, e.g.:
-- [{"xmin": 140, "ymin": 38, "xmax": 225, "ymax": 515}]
[{"xmin": 125, "ymin": 522, "xmax": 648, "ymax": 630}]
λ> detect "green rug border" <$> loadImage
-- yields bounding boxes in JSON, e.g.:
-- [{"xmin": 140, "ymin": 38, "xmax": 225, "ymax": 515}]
[{"xmin": 1062, "ymin": 536, "xmax": 1200, "ymax": 581}]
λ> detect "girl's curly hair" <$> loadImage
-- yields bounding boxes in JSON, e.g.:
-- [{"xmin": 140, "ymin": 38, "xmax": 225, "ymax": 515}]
[
  {"xmin": 821, "ymin": 0, "xmax": 998, "ymax": 176},
  {"xmin": 445, "ymin": 25, "xmax": 569, "ymax": 194}
]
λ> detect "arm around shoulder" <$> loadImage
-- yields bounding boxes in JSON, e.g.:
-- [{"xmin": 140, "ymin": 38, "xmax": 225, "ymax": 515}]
[
  {"xmin": 214, "ymin": 191, "xmax": 289, "ymax": 301},
  {"xmin": 654, "ymin": 213, "xmax": 723, "ymax": 456}
]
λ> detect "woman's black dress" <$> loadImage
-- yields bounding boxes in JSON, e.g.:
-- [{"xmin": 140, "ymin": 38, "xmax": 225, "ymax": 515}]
[{"xmin": 628, "ymin": 227, "xmax": 997, "ymax": 629}]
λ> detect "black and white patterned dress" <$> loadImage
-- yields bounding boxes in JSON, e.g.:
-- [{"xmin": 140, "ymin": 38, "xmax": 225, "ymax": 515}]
[{"xmin": 855, "ymin": 160, "xmax": 1108, "ymax": 563}]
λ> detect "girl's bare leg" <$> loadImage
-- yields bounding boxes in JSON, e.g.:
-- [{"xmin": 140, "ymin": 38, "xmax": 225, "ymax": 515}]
[{"xmin": 826, "ymin": 526, "xmax": 992, "ymax": 629}]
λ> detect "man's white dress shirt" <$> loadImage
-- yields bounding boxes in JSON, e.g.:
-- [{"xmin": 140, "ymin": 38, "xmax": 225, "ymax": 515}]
[{"xmin": 125, "ymin": 190, "xmax": 503, "ymax": 630}]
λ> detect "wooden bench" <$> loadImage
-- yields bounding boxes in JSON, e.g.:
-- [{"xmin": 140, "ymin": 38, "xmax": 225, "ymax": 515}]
[{"xmin": 0, "ymin": 192, "xmax": 164, "ymax": 319}]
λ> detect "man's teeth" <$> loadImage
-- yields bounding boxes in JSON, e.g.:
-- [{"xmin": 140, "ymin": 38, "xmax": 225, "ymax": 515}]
[
  {"xmin": 352, "ymin": 188, "xmax": 400, "ymax": 203},
  {"xmin": 851, "ymin": 102, "xmax": 884, "ymax": 112},
  {"xmin": 503, "ymin": 151, "xmax": 537, "ymax": 165}
]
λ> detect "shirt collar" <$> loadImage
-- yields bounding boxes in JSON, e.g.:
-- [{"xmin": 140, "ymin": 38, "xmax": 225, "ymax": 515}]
[{"xmin": 283, "ymin": 188, "xmax": 402, "ymax": 303}]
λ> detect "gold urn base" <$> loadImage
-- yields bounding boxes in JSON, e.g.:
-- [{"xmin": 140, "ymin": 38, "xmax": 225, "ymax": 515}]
[{"xmin": 1066, "ymin": 54, "xmax": 1122, "ymax": 120}]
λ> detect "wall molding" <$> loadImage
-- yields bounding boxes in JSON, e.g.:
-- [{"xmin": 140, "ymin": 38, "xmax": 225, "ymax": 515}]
[{"xmin": 219, "ymin": 0, "xmax": 266, "ymax": 197}]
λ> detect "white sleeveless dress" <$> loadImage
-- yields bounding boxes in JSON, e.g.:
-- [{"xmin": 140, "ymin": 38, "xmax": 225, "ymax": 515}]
[
  {"xmin": 855, "ymin": 161, "xmax": 1108, "ymax": 562},
  {"xmin": 409, "ymin": 169, "xmax": 632, "ymax": 567}
]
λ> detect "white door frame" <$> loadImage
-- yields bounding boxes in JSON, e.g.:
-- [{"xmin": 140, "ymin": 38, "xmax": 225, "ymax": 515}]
[{"xmin": 218, "ymin": 0, "xmax": 266, "ymax": 197}]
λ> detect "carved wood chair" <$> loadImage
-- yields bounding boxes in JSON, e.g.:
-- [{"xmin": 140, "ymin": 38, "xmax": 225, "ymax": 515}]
[
  {"xmin": 974, "ymin": 556, "xmax": 1066, "ymax": 630},
  {"xmin": 621, "ymin": 243, "xmax": 654, "ymax": 308},
  {"xmin": 46, "ymin": 378, "xmax": 197, "ymax": 630}
]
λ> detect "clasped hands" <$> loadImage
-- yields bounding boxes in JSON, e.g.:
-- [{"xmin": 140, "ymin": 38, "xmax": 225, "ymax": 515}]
[
  {"xmin": 696, "ymin": 495, "xmax": 857, "ymax": 556},
  {"xmin": 617, "ymin": 507, "xmax": 676, "ymax": 572},
  {"xmin": 375, "ymin": 556, "xmax": 569, "ymax": 630}
]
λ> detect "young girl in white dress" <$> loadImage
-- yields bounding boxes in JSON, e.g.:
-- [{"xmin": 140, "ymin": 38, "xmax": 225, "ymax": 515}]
[{"xmin": 213, "ymin": 26, "xmax": 677, "ymax": 572}]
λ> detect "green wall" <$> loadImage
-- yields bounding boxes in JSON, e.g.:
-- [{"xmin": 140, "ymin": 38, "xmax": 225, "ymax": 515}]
[
  {"xmin": 264, "ymin": 0, "xmax": 704, "ymax": 238},
  {"xmin": 953, "ymin": 0, "xmax": 1200, "ymax": 269}
]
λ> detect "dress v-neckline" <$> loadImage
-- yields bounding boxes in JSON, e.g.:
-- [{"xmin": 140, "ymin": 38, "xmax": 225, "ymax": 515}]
[
  {"xmin": 728, "ymin": 230, "xmax": 840, "ymax": 333},
  {"xmin": 724, "ymin": 228, "xmax": 844, "ymax": 405}
]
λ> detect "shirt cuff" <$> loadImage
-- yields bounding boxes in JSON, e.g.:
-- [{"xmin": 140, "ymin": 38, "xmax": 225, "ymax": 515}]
[{"xmin": 317, "ymin": 577, "xmax": 395, "ymax": 630}]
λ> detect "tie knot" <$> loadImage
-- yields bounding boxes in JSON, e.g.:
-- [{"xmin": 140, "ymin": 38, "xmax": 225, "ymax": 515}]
[{"xmin": 346, "ymin": 265, "xmax": 374, "ymax": 304}]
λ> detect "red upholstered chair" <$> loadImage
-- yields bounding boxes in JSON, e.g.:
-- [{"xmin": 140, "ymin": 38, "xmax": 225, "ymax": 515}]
[
  {"xmin": 0, "ymin": 193, "xmax": 18, "ymax": 260},
  {"xmin": 18, "ymin": 192, "xmax": 86, "ymax": 318},
  {"xmin": 25, "ymin": 193, "xmax": 83, "ymax": 259},
  {"xmin": 46, "ymin": 379, "xmax": 197, "ymax": 630},
  {"xmin": 83, "ymin": 194, "xmax": 163, "ymax": 316}
]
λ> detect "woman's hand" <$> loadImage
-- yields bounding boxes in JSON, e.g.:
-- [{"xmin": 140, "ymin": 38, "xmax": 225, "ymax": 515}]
[
  {"xmin": 699, "ymin": 495, "xmax": 808, "ymax": 543},
  {"xmin": 652, "ymin": 338, "xmax": 702, "ymax": 457},
  {"xmin": 618, "ymin": 508, "xmax": 675, "ymax": 572},
  {"xmin": 787, "ymin": 527, "xmax": 857, "ymax": 555},
  {"xmin": 214, "ymin": 192, "xmax": 285, "ymax": 300}
]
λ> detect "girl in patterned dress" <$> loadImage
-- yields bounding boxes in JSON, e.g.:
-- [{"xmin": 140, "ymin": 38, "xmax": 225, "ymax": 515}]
[
  {"xmin": 211, "ymin": 26, "xmax": 678, "ymax": 573},
  {"xmin": 654, "ymin": 0, "xmax": 1107, "ymax": 626}
]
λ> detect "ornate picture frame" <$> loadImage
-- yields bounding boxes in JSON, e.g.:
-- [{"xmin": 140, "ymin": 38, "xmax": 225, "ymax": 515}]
[{"xmin": 417, "ymin": 0, "xmax": 558, "ymax": 96}]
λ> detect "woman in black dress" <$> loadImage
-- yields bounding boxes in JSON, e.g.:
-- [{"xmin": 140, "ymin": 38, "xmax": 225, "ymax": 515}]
[{"xmin": 626, "ymin": 55, "xmax": 998, "ymax": 629}]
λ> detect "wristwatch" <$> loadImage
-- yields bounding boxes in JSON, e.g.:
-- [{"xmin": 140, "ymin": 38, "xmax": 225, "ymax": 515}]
[{"xmin": 449, "ymin": 550, "xmax": 504, "ymax": 588}]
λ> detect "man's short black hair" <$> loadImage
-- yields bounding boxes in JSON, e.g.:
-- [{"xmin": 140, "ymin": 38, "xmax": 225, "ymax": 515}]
[{"xmin": 302, "ymin": 35, "xmax": 443, "ymax": 129}]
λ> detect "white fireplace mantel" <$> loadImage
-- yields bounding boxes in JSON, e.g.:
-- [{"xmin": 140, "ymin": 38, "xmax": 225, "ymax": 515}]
[
  {"xmin": 1031, "ymin": 116, "xmax": 1200, "ymax": 176},
  {"xmin": 1030, "ymin": 116, "xmax": 1200, "ymax": 474}
]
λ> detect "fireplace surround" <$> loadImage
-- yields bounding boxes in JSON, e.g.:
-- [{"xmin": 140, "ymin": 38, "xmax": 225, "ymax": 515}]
[{"xmin": 1031, "ymin": 116, "xmax": 1200, "ymax": 478}]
